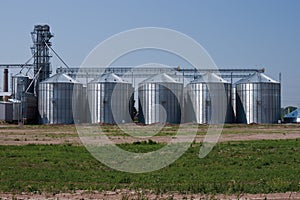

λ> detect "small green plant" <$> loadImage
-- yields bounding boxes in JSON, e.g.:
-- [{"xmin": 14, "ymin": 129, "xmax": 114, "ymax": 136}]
[{"xmin": 0, "ymin": 139, "xmax": 299, "ymax": 194}]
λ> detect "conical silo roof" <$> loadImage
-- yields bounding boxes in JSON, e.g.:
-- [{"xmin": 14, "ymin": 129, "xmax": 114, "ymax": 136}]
[
  {"xmin": 235, "ymin": 72, "xmax": 279, "ymax": 84},
  {"xmin": 41, "ymin": 73, "xmax": 80, "ymax": 84},
  {"xmin": 91, "ymin": 72, "xmax": 126, "ymax": 83},
  {"xmin": 190, "ymin": 72, "xmax": 229, "ymax": 84},
  {"xmin": 141, "ymin": 73, "xmax": 178, "ymax": 83},
  {"xmin": 12, "ymin": 72, "xmax": 31, "ymax": 78}
]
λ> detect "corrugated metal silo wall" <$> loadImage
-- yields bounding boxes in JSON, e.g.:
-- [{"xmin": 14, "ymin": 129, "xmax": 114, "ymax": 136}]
[
  {"xmin": 0, "ymin": 102, "xmax": 13, "ymax": 122},
  {"xmin": 12, "ymin": 76, "xmax": 31, "ymax": 100},
  {"xmin": 38, "ymin": 83, "xmax": 83, "ymax": 124},
  {"xmin": 12, "ymin": 102, "xmax": 21, "ymax": 121},
  {"xmin": 236, "ymin": 82, "xmax": 281, "ymax": 124},
  {"xmin": 184, "ymin": 83, "xmax": 233, "ymax": 124},
  {"xmin": 23, "ymin": 93, "xmax": 38, "ymax": 122},
  {"xmin": 87, "ymin": 83, "xmax": 134, "ymax": 124},
  {"xmin": 138, "ymin": 83, "xmax": 183, "ymax": 125}
]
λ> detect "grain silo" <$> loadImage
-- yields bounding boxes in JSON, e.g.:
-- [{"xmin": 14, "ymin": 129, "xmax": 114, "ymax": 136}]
[
  {"xmin": 38, "ymin": 73, "xmax": 83, "ymax": 124},
  {"xmin": 12, "ymin": 72, "xmax": 34, "ymax": 100},
  {"xmin": 185, "ymin": 72, "xmax": 233, "ymax": 124},
  {"xmin": 10, "ymin": 72, "xmax": 37, "ymax": 123},
  {"xmin": 87, "ymin": 73, "xmax": 134, "ymax": 124},
  {"xmin": 138, "ymin": 73, "xmax": 183, "ymax": 124},
  {"xmin": 235, "ymin": 72, "xmax": 281, "ymax": 124}
]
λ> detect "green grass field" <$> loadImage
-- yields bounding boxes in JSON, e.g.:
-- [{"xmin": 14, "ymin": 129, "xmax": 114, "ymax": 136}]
[{"xmin": 0, "ymin": 139, "xmax": 299, "ymax": 195}]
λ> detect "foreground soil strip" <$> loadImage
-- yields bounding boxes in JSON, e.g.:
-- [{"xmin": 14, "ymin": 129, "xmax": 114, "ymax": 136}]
[
  {"xmin": 0, "ymin": 190, "xmax": 299, "ymax": 200},
  {"xmin": 0, "ymin": 124, "xmax": 300, "ymax": 145}
]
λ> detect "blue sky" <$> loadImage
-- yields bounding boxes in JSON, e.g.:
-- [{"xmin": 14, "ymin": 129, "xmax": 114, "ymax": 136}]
[{"xmin": 0, "ymin": 0, "xmax": 299, "ymax": 106}]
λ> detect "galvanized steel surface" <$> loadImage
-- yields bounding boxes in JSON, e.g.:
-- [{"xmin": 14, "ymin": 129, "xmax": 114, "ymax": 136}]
[
  {"xmin": 38, "ymin": 73, "xmax": 83, "ymax": 124},
  {"xmin": 11, "ymin": 100, "xmax": 21, "ymax": 121},
  {"xmin": 12, "ymin": 73, "xmax": 33, "ymax": 100},
  {"xmin": 0, "ymin": 102, "xmax": 13, "ymax": 122},
  {"xmin": 8, "ymin": 99, "xmax": 24, "ymax": 122},
  {"xmin": 22, "ymin": 94, "xmax": 38, "ymax": 122},
  {"xmin": 236, "ymin": 73, "xmax": 281, "ymax": 124},
  {"xmin": 138, "ymin": 73, "xmax": 183, "ymax": 124},
  {"xmin": 184, "ymin": 73, "xmax": 233, "ymax": 124},
  {"xmin": 88, "ymin": 73, "xmax": 134, "ymax": 124},
  {"xmin": 0, "ymin": 101, "xmax": 22, "ymax": 122}
]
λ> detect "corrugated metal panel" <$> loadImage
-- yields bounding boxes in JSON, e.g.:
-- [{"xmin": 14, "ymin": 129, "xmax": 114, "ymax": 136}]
[
  {"xmin": 185, "ymin": 73, "xmax": 233, "ymax": 124},
  {"xmin": 236, "ymin": 73, "xmax": 281, "ymax": 124},
  {"xmin": 12, "ymin": 73, "xmax": 33, "ymax": 100},
  {"xmin": 23, "ymin": 94, "xmax": 37, "ymax": 122},
  {"xmin": 12, "ymin": 101, "xmax": 21, "ymax": 121},
  {"xmin": 0, "ymin": 102, "xmax": 13, "ymax": 122},
  {"xmin": 138, "ymin": 73, "xmax": 183, "ymax": 124},
  {"xmin": 38, "ymin": 73, "xmax": 83, "ymax": 124},
  {"xmin": 88, "ymin": 73, "xmax": 134, "ymax": 124}
]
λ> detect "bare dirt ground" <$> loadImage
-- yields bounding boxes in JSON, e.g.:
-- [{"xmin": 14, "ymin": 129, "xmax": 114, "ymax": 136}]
[
  {"xmin": 1, "ymin": 124, "xmax": 299, "ymax": 199},
  {"xmin": 0, "ymin": 124, "xmax": 299, "ymax": 146},
  {"xmin": 1, "ymin": 190, "xmax": 300, "ymax": 200}
]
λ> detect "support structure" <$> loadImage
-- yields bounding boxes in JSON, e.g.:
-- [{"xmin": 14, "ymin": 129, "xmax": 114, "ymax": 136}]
[
  {"xmin": 31, "ymin": 25, "xmax": 53, "ymax": 95},
  {"xmin": 3, "ymin": 69, "xmax": 8, "ymax": 92},
  {"xmin": 56, "ymin": 66, "xmax": 265, "ymax": 79}
]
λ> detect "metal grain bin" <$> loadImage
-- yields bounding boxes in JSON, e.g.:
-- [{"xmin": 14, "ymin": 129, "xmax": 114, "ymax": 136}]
[
  {"xmin": 12, "ymin": 72, "xmax": 34, "ymax": 100},
  {"xmin": 138, "ymin": 73, "xmax": 183, "ymax": 124},
  {"xmin": 0, "ymin": 101, "xmax": 13, "ymax": 122},
  {"xmin": 235, "ymin": 73, "xmax": 281, "ymax": 124},
  {"xmin": 8, "ymin": 99, "xmax": 22, "ymax": 122},
  {"xmin": 185, "ymin": 72, "xmax": 233, "ymax": 124},
  {"xmin": 38, "ymin": 73, "xmax": 83, "ymax": 124},
  {"xmin": 87, "ymin": 73, "xmax": 134, "ymax": 124}
]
